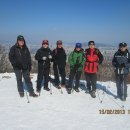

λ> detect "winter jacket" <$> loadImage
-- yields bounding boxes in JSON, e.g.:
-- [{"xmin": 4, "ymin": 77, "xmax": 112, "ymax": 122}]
[
  {"xmin": 52, "ymin": 47, "xmax": 66, "ymax": 68},
  {"xmin": 84, "ymin": 48, "xmax": 103, "ymax": 73},
  {"xmin": 112, "ymin": 49, "xmax": 130, "ymax": 75},
  {"xmin": 68, "ymin": 49, "xmax": 86, "ymax": 71},
  {"xmin": 35, "ymin": 47, "xmax": 52, "ymax": 69},
  {"xmin": 9, "ymin": 43, "xmax": 31, "ymax": 70}
]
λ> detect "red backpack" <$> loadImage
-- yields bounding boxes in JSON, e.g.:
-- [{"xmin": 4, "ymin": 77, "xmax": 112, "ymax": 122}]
[{"xmin": 84, "ymin": 48, "xmax": 99, "ymax": 73}]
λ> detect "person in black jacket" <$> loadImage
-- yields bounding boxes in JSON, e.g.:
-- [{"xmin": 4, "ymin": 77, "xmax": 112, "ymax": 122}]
[
  {"xmin": 112, "ymin": 42, "xmax": 130, "ymax": 101},
  {"xmin": 52, "ymin": 40, "xmax": 66, "ymax": 88},
  {"xmin": 35, "ymin": 40, "xmax": 52, "ymax": 93},
  {"xmin": 9, "ymin": 35, "xmax": 38, "ymax": 97}
]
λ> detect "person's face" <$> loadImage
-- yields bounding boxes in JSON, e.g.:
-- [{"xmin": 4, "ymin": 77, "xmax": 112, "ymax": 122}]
[
  {"xmin": 89, "ymin": 43, "xmax": 95, "ymax": 49},
  {"xmin": 43, "ymin": 43, "xmax": 48, "ymax": 48},
  {"xmin": 120, "ymin": 46, "xmax": 127, "ymax": 52},
  {"xmin": 76, "ymin": 47, "xmax": 81, "ymax": 51},
  {"xmin": 57, "ymin": 43, "xmax": 62, "ymax": 48},
  {"xmin": 18, "ymin": 40, "xmax": 24, "ymax": 47}
]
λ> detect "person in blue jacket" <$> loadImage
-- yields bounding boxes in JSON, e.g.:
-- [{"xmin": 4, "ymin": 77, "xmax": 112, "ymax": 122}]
[{"xmin": 112, "ymin": 42, "xmax": 130, "ymax": 101}]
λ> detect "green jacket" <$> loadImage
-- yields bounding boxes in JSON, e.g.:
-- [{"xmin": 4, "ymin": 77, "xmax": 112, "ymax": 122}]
[{"xmin": 68, "ymin": 49, "xmax": 86, "ymax": 71}]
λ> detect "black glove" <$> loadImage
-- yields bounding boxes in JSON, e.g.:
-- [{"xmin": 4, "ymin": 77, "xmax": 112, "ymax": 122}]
[
  {"xmin": 74, "ymin": 64, "xmax": 80, "ymax": 69},
  {"xmin": 98, "ymin": 61, "xmax": 102, "ymax": 65},
  {"xmin": 121, "ymin": 63, "xmax": 126, "ymax": 67},
  {"xmin": 117, "ymin": 63, "xmax": 125, "ymax": 68}
]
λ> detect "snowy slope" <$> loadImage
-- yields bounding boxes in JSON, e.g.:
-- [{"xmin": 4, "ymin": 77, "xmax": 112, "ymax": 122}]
[{"xmin": 0, "ymin": 73, "xmax": 130, "ymax": 130}]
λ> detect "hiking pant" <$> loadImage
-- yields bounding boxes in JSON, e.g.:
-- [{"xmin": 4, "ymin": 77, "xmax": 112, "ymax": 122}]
[
  {"xmin": 85, "ymin": 73, "xmax": 97, "ymax": 92},
  {"xmin": 14, "ymin": 68, "xmax": 34, "ymax": 94},
  {"xmin": 68, "ymin": 68, "xmax": 82, "ymax": 89},
  {"xmin": 115, "ymin": 74, "xmax": 128, "ymax": 98},
  {"xmin": 53, "ymin": 64, "xmax": 66, "ymax": 86},
  {"xmin": 37, "ymin": 67, "xmax": 50, "ymax": 91}
]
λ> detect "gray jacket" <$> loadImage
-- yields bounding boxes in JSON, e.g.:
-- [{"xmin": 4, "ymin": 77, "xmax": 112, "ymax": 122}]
[{"xmin": 112, "ymin": 49, "xmax": 130, "ymax": 75}]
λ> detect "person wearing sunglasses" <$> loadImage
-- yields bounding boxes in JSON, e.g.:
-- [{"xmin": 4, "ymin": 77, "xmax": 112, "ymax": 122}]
[
  {"xmin": 112, "ymin": 42, "xmax": 130, "ymax": 101},
  {"xmin": 52, "ymin": 40, "xmax": 66, "ymax": 88},
  {"xmin": 35, "ymin": 40, "xmax": 53, "ymax": 94}
]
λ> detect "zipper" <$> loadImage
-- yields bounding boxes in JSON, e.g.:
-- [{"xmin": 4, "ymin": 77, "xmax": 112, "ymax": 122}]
[{"xmin": 18, "ymin": 49, "xmax": 21, "ymax": 56}]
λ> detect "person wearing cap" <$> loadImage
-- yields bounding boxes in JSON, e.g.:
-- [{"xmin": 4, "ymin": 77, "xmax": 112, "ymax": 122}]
[
  {"xmin": 84, "ymin": 41, "xmax": 103, "ymax": 98},
  {"xmin": 35, "ymin": 40, "xmax": 53, "ymax": 93},
  {"xmin": 112, "ymin": 42, "xmax": 130, "ymax": 101},
  {"xmin": 67, "ymin": 43, "xmax": 85, "ymax": 94},
  {"xmin": 9, "ymin": 35, "xmax": 38, "ymax": 97},
  {"xmin": 52, "ymin": 40, "xmax": 66, "ymax": 88}
]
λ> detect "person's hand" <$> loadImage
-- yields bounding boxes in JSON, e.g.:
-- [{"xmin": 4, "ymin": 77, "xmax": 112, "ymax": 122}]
[
  {"xmin": 121, "ymin": 63, "xmax": 126, "ymax": 67},
  {"xmin": 74, "ymin": 64, "xmax": 80, "ymax": 69},
  {"xmin": 98, "ymin": 61, "xmax": 102, "ymax": 65},
  {"xmin": 48, "ymin": 55, "xmax": 52, "ymax": 59},
  {"xmin": 42, "ymin": 57, "xmax": 47, "ymax": 60}
]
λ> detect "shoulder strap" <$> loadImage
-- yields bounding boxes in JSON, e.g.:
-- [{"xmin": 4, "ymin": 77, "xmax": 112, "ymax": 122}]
[
  {"xmin": 54, "ymin": 48, "xmax": 57, "ymax": 55},
  {"xmin": 95, "ymin": 48, "xmax": 99, "ymax": 54}
]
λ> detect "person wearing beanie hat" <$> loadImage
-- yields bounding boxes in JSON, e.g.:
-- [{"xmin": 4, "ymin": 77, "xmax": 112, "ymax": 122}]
[
  {"xmin": 56, "ymin": 40, "xmax": 62, "ymax": 45},
  {"xmin": 88, "ymin": 41, "xmax": 95, "ymax": 46},
  {"xmin": 75, "ymin": 43, "xmax": 82, "ymax": 48},
  {"xmin": 67, "ymin": 43, "xmax": 85, "ymax": 94},
  {"xmin": 35, "ymin": 40, "xmax": 53, "ymax": 94},
  {"xmin": 9, "ymin": 35, "xmax": 38, "ymax": 97},
  {"xmin": 52, "ymin": 40, "xmax": 66, "ymax": 88},
  {"xmin": 112, "ymin": 42, "xmax": 130, "ymax": 101},
  {"xmin": 42, "ymin": 40, "xmax": 49, "ymax": 45},
  {"xmin": 84, "ymin": 41, "xmax": 103, "ymax": 98}
]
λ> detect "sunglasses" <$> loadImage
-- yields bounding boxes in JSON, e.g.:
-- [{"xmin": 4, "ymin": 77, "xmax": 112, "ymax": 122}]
[{"xmin": 43, "ymin": 43, "xmax": 48, "ymax": 45}]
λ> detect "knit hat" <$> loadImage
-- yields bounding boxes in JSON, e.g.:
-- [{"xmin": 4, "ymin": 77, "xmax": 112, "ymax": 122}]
[
  {"xmin": 57, "ymin": 40, "xmax": 62, "ymax": 45},
  {"xmin": 88, "ymin": 41, "xmax": 95, "ymax": 46},
  {"xmin": 42, "ymin": 40, "xmax": 49, "ymax": 45},
  {"xmin": 75, "ymin": 43, "xmax": 82, "ymax": 48}
]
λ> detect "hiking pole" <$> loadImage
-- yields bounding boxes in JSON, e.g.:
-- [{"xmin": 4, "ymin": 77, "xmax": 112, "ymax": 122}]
[
  {"xmin": 96, "ymin": 89, "xmax": 102, "ymax": 103},
  {"xmin": 100, "ymin": 63, "xmax": 111, "ymax": 103},
  {"xmin": 25, "ymin": 90, "xmax": 30, "ymax": 103},
  {"xmin": 96, "ymin": 64, "xmax": 103, "ymax": 103},
  {"xmin": 121, "ymin": 69, "xmax": 125, "ymax": 108},
  {"xmin": 104, "ymin": 76, "xmax": 124, "ymax": 108},
  {"xmin": 49, "ymin": 65, "xmax": 52, "ymax": 95}
]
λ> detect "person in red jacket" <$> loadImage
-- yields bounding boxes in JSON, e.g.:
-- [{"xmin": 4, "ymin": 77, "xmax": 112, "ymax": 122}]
[{"xmin": 84, "ymin": 41, "xmax": 103, "ymax": 98}]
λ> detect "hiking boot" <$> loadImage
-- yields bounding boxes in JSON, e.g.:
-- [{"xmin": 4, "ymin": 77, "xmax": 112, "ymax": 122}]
[
  {"xmin": 56, "ymin": 85, "xmax": 61, "ymax": 89},
  {"xmin": 90, "ymin": 91, "xmax": 96, "ymax": 98},
  {"xmin": 19, "ymin": 92, "xmax": 24, "ymax": 97},
  {"xmin": 36, "ymin": 88, "xmax": 41, "ymax": 93},
  {"xmin": 85, "ymin": 89, "xmax": 91, "ymax": 94},
  {"xmin": 67, "ymin": 88, "xmax": 72, "ymax": 94},
  {"xmin": 121, "ymin": 96, "xmax": 126, "ymax": 101},
  {"xmin": 29, "ymin": 92, "xmax": 38, "ymax": 97},
  {"xmin": 115, "ymin": 95, "xmax": 121, "ymax": 99},
  {"xmin": 61, "ymin": 84, "xmax": 66, "ymax": 88},
  {"xmin": 74, "ymin": 88, "xmax": 80, "ymax": 92},
  {"xmin": 44, "ymin": 87, "xmax": 50, "ymax": 91}
]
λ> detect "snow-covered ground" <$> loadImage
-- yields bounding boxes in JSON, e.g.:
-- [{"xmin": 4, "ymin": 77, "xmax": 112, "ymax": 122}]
[{"xmin": 0, "ymin": 73, "xmax": 130, "ymax": 130}]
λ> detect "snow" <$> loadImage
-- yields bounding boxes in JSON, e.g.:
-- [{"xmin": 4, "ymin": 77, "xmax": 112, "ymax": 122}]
[{"xmin": 0, "ymin": 73, "xmax": 130, "ymax": 130}]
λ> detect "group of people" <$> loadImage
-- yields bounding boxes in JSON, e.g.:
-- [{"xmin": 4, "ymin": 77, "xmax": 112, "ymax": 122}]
[{"xmin": 9, "ymin": 35, "xmax": 130, "ymax": 101}]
